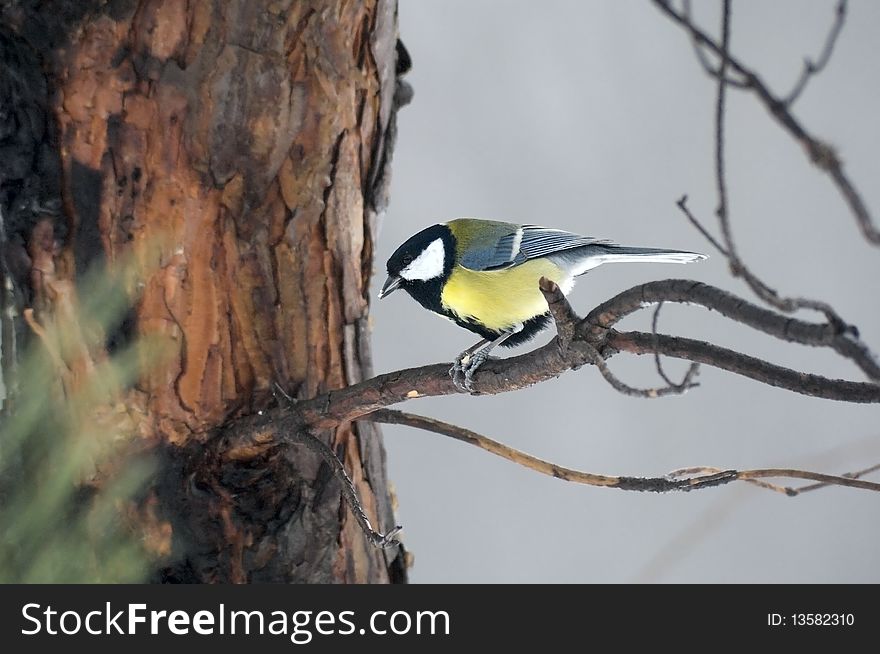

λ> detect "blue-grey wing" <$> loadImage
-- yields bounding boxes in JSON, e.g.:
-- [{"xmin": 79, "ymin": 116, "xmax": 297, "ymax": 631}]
[
  {"xmin": 457, "ymin": 226, "xmax": 522, "ymax": 271},
  {"xmin": 458, "ymin": 224, "xmax": 610, "ymax": 271},
  {"xmin": 517, "ymin": 225, "xmax": 610, "ymax": 261}
]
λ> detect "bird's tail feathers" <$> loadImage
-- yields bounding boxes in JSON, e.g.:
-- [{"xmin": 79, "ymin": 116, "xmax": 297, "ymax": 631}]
[
  {"xmin": 594, "ymin": 245, "xmax": 707, "ymax": 265},
  {"xmin": 560, "ymin": 245, "xmax": 707, "ymax": 277}
]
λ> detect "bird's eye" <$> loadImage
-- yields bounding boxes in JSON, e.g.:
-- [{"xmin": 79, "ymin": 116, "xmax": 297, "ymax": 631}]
[{"xmin": 402, "ymin": 254, "xmax": 413, "ymax": 265}]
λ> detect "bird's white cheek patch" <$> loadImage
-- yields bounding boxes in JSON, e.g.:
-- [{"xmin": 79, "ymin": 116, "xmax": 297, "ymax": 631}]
[{"xmin": 400, "ymin": 238, "xmax": 445, "ymax": 281}]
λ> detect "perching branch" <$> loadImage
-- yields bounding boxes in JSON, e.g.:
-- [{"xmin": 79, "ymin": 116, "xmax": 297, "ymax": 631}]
[
  {"xmin": 653, "ymin": 0, "xmax": 880, "ymax": 245},
  {"xmin": 275, "ymin": 278, "xmax": 880, "ymax": 432},
  {"xmin": 366, "ymin": 409, "xmax": 880, "ymax": 494}
]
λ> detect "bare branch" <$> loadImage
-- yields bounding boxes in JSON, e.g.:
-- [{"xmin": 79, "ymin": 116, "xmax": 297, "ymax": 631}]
[
  {"xmin": 367, "ymin": 409, "xmax": 880, "ymax": 494},
  {"xmin": 681, "ymin": 0, "xmax": 750, "ymax": 88},
  {"xmin": 786, "ymin": 461, "xmax": 880, "ymax": 495},
  {"xmin": 294, "ymin": 429, "xmax": 401, "ymax": 548},
  {"xmin": 701, "ymin": 1, "xmax": 858, "ymax": 336},
  {"xmin": 676, "ymin": 195, "xmax": 729, "ymax": 255},
  {"xmin": 266, "ymin": 395, "xmax": 401, "ymax": 549},
  {"xmin": 544, "ymin": 278, "xmax": 698, "ymax": 397},
  {"xmin": 368, "ymin": 409, "xmax": 618, "ymax": 488},
  {"xmin": 679, "ymin": 0, "xmax": 848, "ymax": 105},
  {"xmin": 667, "ymin": 1, "xmax": 879, "ymax": 385},
  {"xmin": 715, "ymin": 0, "xmax": 733, "ymax": 261},
  {"xmin": 276, "ymin": 279, "xmax": 880, "ymax": 429},
  {"xmin": 653, "ymin": 0, "xmax": 880, "ymax": 245},
  {"xmin": 587, "ymin": 279, "xmax": 880, "ymax": 382},
  {"xmin": 581, "ymin": 339, "xmax": 696, "ymax": 399},
  {"xmin": 668, "ymin": 466, "xmax": 794, "ymax": 495},
  {"xmin": 611, "ymin": 330, "xmax": 880, "ymax": 403},
  {"xmin": 539, "ymin": 277, "xmax": 578, "ymax": 349},
  {"xmin": 675, "ymin": 197, "xmax": 854, "ymax": 335},
  {"xmin": 667, "ymin": 461, "xmax": 880, "ymax": 496},
  {"xmin": 783, "ymin": 0, "xmax": 848, "ymax": 106},
  {"xmin": 667, "ymin": 464, "xmax": 880, "ymax": 495}
]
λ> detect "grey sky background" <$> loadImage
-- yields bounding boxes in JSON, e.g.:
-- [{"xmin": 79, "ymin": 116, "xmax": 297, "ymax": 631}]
[{"xmin": 371, "ymin": 1, "xmax": 880, "ymax": 582}]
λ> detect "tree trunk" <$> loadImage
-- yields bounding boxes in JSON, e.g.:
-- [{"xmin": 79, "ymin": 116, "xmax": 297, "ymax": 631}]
[{"xmin": 1, "ymin": 0, "xmax": 407, "ymax": 583}]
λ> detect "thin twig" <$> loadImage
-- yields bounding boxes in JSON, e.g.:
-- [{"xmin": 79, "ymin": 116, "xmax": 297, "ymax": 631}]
[
  {"xmin": 712, "ymin": 2, "xmax": 838, "ymax": 323},
  {"xmin": 273, "ymin": 389, "xmax": 401, "ymax": 549},
  {"xmin": 652, "ymin": 301, "xmax": 701, "ymax": 390},
  {"xmin": 675, "ymin": 197, "xmax": 854, "ymax": 335},
  {"xmin": 582, "ymin": 339, "xmax": 696, "ymax": 399},
  {"xmin": 291, "ymin": 427, "xmax": 401, "ymax": 549},
  {"xmin": 783, "ymin": 0, "xmax": 848, "ymax": 106},
  {"xmin": 653, "ymin": 0, "xmax": 880, "ymax": 244},
  {"xmin": 667, "ymin": 464, "xmax": 880, "ymax": 495},
  {"xmin": 545, "ymin": 277, "xmax": 695, "ymax": 397},
  {"xmin": 676, "ymin": 195, "xmax": 728, "ymax": 256},
  {"xmin": 682, "ymin": 0, "xmax": 749, "ymax": 88},
  {"xmin": 367, "ymin": 409, "xmax": 880, "ymax": 494},
  {"xmin": 680, "ymin": 0, "xmax": 848, "ymax": 104},
  {"xmin": 638, "ymin": 436, "xmax": 880, "ymax": 580},
  {"xmin": 667, "ymin": 466, "xmax": 793, "ymax": 495},
  {"xmin": 709, "ymin": 1, "xmax": 850, "ymax": 330},
  {"xmin": 789, "ymin": 461, "xmax": 880, "ymax": 495},
  {"xmin": 715, "ymin": 0, "xmax": 733, "ymax": 252}
]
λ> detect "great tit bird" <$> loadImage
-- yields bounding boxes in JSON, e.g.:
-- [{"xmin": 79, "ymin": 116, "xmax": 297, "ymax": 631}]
[{"xmin": 379, "ymin": 218, "xmax": 706, "ymax": 391}]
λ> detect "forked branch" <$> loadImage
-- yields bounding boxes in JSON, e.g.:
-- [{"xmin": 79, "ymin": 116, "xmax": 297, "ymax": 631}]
[{"xmin": 653, "ymin": 0, "xmax": 879, "ymax": 245}]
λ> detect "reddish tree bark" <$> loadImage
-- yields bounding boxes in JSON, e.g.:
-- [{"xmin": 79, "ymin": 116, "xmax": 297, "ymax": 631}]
[{"xmin": 1, "ymin": 0, "xmax": 408, "ymax": 583}]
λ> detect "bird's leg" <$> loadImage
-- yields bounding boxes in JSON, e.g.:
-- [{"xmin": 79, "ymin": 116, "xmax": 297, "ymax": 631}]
[
  {"xmin": 450, "ymin": 327, "xmax": 519, "ymax": 393},
  {"xmin": 453, "ymin": 338, "xmax": 489, "ymax": 366}
]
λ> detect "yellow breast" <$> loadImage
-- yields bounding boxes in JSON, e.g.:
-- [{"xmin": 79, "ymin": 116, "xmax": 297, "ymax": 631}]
[{"xmin": 440, "ymin": 259, "xmax": 567, "ymax": 332}]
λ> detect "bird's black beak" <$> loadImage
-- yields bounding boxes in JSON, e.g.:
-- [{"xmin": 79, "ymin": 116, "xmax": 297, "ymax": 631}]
[{"xmin": 378, "ymin": 275, "xmax": 402, "ymax": 299}]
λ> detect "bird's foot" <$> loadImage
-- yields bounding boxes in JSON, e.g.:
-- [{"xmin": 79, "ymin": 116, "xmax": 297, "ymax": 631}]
[{"xmin": 449, "ymin": 348, "xmax": 492, "ymax": 394}]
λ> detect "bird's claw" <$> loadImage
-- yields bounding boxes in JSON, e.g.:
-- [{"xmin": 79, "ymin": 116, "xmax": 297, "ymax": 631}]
[
  {"xmin": 449, "ymin": 360, "xmax": 470, "ymax": 392},
  {"xmin": 449, "ymin": 349, "xmax": 490, "ymax": 393}
]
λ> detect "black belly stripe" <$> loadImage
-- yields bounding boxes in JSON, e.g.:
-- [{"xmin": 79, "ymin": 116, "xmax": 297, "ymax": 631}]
[
  {"xmin": 455, "ymin": 312, "xmax": 552, "ymax": 346},
  {"xmin": 400, "ymin": 276, "xmax": 553, "ymax": 347}
]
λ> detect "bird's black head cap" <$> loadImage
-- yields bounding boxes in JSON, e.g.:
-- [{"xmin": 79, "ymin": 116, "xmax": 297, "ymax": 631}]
[{"xmin": 381, "ymin": 224, "xmax": 455, "ymax": 311}]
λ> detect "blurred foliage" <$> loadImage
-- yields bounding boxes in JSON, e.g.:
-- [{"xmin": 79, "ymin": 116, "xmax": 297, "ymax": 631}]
[{"xmin": 0, "ymin": 257, "xmax": 161, "ymax": 583}]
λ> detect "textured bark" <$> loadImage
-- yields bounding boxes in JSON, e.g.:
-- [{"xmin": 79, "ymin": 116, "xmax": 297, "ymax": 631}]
[{"xmin": 1, "ymin": 0, "xmax": 406, "ymax": 583}]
